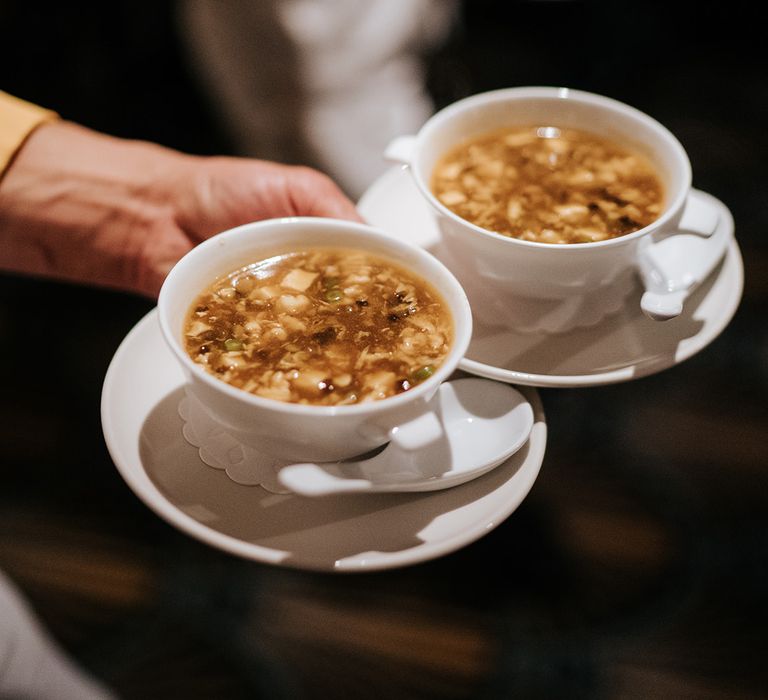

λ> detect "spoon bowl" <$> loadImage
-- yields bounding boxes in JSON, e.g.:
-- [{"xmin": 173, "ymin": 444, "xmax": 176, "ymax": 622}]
[{"xmin": 277, "ymin": 378, "xmax": 534, "ymax": 496}]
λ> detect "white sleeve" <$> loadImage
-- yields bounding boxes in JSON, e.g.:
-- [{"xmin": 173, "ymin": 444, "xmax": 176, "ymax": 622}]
[{"xmin": 178, "ymin": 0, "xmax": 459, "ymax": 197}]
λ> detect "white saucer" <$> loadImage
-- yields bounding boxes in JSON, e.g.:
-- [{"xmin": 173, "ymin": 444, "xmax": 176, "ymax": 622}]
[
  {"xmin": 358, "ymin": 166, "xmax": 744, "ymax": 387},
  {"xmin": 101, "ymin": 310, "xmax": 546, "ymax": 572}
]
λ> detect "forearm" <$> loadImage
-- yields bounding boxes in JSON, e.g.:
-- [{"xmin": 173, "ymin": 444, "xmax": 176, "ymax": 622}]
[{"xmin": 0, "ymin": 114, "xmax": 361, "ymax": 297}]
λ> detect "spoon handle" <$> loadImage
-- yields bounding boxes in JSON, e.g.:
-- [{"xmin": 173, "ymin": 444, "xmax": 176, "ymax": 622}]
[{"xmin": 278, "ymin": 463, "xmax": 374, "ymax": 496}]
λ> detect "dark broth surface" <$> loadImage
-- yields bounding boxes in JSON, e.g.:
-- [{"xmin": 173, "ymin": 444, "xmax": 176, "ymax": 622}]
[
  {"xmin": 184, "ymin": 248, "xmax": 453, "ymax": 405},
  {"xmin": 431, "ymin": 125, "xmax": 664, "ymax": 244}
]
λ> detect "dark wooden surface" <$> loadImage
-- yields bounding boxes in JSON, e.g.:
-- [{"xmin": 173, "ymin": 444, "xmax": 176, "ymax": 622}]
[{"xmin": 1, "ymin": 2, "xmax": 766, "ymax": 698}]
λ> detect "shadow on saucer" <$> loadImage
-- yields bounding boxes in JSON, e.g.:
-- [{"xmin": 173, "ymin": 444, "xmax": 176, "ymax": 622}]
[
  {"xmin": 451, "ymin": 256, "xmax": 716, "ymax": 381},
  {"xmin": 138, "ymin": 388, "xmax": 529, "ymax": 570}
]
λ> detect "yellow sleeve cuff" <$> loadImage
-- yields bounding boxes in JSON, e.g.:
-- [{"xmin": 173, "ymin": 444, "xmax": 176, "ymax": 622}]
[{"xmin": 0, "ymin": 91, "xmax": 59, "ymax": 176}]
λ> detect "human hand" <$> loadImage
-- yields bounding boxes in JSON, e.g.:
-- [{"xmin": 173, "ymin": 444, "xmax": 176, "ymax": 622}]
[{"xmin": 0, "ymin": 121, "xmax": 362, "ymax": 297}]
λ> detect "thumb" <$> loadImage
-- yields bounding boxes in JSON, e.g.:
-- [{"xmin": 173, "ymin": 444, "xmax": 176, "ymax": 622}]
[{"xmin": 134, "ymin": 223, "xmax": 194, "ymax": 298}]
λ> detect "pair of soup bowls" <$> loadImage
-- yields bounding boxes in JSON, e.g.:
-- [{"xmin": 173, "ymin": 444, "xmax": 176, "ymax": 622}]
[{"xmin": 160, "ymin": 87, "xmax": 718, "ymax": 464}]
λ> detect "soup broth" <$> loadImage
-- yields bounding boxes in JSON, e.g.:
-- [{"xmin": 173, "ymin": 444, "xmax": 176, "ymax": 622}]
[
  {"xmin": 431, "ymin": 126, "xmax": 664, "ymax": 244},
  {"xmin": 184, "ymin": 248, "xmax": 453, "ymax": 405}
]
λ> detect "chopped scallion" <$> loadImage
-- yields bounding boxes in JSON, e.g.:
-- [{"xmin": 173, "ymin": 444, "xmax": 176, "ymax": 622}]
[{"xmin": 411, "ymin": 365, "xmax": 435, "ymax": 383}]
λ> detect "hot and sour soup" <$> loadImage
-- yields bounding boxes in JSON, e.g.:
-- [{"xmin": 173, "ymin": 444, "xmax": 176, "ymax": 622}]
[{"xmin": 183, "ymin": 248, "xmax": 453, "ymax": 406}]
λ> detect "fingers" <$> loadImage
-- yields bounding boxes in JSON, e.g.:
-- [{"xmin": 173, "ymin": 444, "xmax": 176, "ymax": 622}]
[
  {"xmin": 137, "ymin": 163, "xmax": 367, "ymax": 297},
  {"xmin": 174, "ymin": 158, "xmax": 366, "ymax": 243},
  {"xmin": 286, "ymin": 166, "xmax": 365, "ymax": 223}
]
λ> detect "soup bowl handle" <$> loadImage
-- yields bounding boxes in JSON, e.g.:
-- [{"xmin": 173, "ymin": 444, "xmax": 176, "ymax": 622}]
[
  {"xmin": 654, "ymin": 190, "xmax": 720, "ymax": 244},
  {"xmin": 638, "ymin": 191, "xmax": 727, "ymax": 321},
  {"xmin": 384, "ymin": 135, "xmax": 418, "ymax": 166}
]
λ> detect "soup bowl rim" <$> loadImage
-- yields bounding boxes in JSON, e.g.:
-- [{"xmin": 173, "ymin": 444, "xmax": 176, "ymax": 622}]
[
  {"xmin": 158, "ymin": 216, "xmax": 473, "ymax": 417},
  {"xmin": 410, "ymin": 85, "xmax": 692, "ymax": 251}
]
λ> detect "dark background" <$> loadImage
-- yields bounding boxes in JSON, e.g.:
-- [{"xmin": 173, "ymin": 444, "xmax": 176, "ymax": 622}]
[{"xmin": 1, "ymin": 1, "xmax": 766, "ymax": 698}]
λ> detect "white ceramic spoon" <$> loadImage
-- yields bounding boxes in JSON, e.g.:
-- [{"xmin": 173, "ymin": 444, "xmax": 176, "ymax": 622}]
[{"xmin": 277, "ymin": 378, "xmax": 534, "ymax": 496}]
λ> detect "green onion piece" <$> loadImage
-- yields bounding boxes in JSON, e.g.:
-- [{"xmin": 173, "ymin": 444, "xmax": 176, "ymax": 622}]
[
  {"xmin": 322, "ymin": 276, "xmax": 340, "ymax": 289},
  {"xmin": 224, "ymin": 338, "xmax": 244, "ymax": 352},
  {"xmin": 324, "ymin": 289, "xmax": 343, "ymax": 303},
  {"xmin": 411, "ymin": 365, "xmax": 435, "ymax": 383}
]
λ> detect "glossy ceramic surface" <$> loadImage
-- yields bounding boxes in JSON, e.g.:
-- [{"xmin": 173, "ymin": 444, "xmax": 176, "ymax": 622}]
[
  {"xmin": 385, "ymin": 87, "xmax": 721, "ymax": 311},
  {"xmin": 277, "ymin": 378, "xmax": 534, "ymax": 495},
  {"xmin": 358, "ymin": 166, "xmax": 743, "ymax": 387},
  {"xmin": 178, "ymin": 376, "xmax": 533, "ymax": 495},
  {"xmin": 101, "ymin": 310, "xmax": 547, "ymax": 571},
  {"xmin": 158, "ymin": 217, "xmax": 473, "ymax": 462}
]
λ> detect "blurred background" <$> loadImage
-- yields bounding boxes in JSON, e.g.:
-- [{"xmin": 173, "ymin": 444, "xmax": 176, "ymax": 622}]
[{"xmin": 0, "ymin": 1, "xmax": 766, "ymax": 698}]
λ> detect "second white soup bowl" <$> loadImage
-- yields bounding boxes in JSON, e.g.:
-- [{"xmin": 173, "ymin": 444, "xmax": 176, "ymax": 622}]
[{"xmin": 386, "ymin": 86, "xmax": 721, "ymax": 305}]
